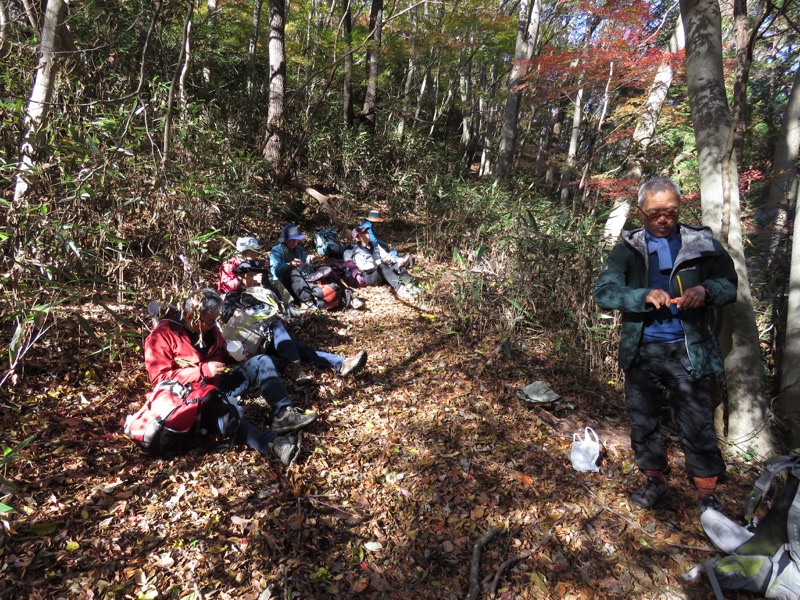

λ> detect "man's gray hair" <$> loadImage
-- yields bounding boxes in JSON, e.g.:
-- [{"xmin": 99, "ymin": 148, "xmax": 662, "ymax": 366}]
[
  {"xmin": 637, "ymin": 177, "xmax": 682, "ymax": 207},
  {"xmin": 183, "ymin": 287, "xmax": 223, "ymax": 316}
]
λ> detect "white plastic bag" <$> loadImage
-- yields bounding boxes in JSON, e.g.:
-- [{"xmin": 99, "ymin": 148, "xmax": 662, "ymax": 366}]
[{"xmin": 570, "ymin": 427, "xmax": 601, "ymax": 473}]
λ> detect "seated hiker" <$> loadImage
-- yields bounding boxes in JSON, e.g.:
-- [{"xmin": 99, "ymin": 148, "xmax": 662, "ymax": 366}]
[
  {"xmin": 350, "ymin": 226, "xmax": 420, "ymax": 300},
  {"xmin": 221, "ymin": 260, "xmax": 368, "ymax": 383},
  {"xmin": 219, "ymin": 236, "xmax": 263, "ymax": 295},
  {"xmin": 220, "ymin": 236, "xmax": 299, "ymax": 311},
  {"xmin": 360, "ymin": 210, "xmax": 413, "ymax": 267},
  {"xmin": 143, "ymin": 288, "xmax": 318, "ymax": 464},
  {"xmin": 269, "ymin": 224, "xmax": 317, "ymax": 303}
]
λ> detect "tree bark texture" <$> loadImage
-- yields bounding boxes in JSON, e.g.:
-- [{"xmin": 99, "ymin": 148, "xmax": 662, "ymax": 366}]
[
  {"xmin": 495, "ymin": 0, "xmax": 540, "ymax": 180},
  {"xmin": 682, "ymin": 0, "xmax": 772, "ymax": 456},
  {"xmin": 264, "ymin": 0, "xmax": 287, "ymax": 169},
  {"xmin": 13, "ymin": 0, "xmax": 68, "ymax": 206},
  {"xmin": 360, "ymin": 0, "xmax": 383, "ymax": 130},
  {"xmin": 772, "ymin": 68, "xmax": 800, "ymax": 441},
  {"xmin": 342, "ymin": 0, "xmax": 354, "ymax": 125},
  {"xmin": 679, "ymin": 0, "xmax": 730, "ymax": 232}
]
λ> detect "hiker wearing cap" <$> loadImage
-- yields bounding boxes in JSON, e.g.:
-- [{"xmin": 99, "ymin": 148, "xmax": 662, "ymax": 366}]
[
  {"xmin": 350, "ymin": 226, "xmax": 420, "ymax": 301},
  {"xmin": 143, "ymin": 288, "xmax": 318, "ymax": 465},
  {"xmin": 360, "ymin": 210, "xmax": 413, "ymax": 268},
  {"xmin": 221, "ymin": 262, "xmax": 368, "ymax": 383},
  {"xmin": 218, "ymin": 236, "xmax": 263, "ymax": 295},
  {"xmin": 593, "ymin": 177, "xmax": 738, "ymax": 512},
  {"xmin": 270, "ymin": 224, "xmax": 316, "ymax": 299}
]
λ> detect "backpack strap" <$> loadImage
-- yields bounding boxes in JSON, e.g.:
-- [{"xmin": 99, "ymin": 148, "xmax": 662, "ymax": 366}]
[
  {"xmin": 704, "ymin": 558, "xmax": 726, "ymax": 600},
  {"xmin": 744, "ymin": 454, "xmax": 800, "ymax": 526},
  {"xmin": 789, "ymin": 486, "xmax": 800, "ymax": 561}
]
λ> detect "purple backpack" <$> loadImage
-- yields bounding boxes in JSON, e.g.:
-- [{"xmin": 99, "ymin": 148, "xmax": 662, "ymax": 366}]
[{"xmin": 329, "ymin": 259, "xmax": 366, "ymax": 288}]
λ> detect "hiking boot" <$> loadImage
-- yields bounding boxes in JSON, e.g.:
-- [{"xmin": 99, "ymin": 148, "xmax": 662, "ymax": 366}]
[
  {"xmin": 269, "ymin": 433, "xmax": 298, "ymax": 466},
  {"xmin": 396, "ymin": 285, "xmax": 419, "ymax": 301},
  {"xmin": 631, "ymin": 477, "xmax": 670, "ymax": 509},
  {"xmin": 272, "ymin": 407, "xmax": 317, "ymax": 433},
  {"xmin": 698, "ymin": 494, "xmax": 723, "ymax": 513},
  {"xmin": 285, "ymin": 305, "xmax": 308, "ymax": 319},
  {"xmin": 340, "ymin": 350, "xmax": 367, "ymax": 377},
  {"xmin": 285, "ymin": 361, "xmax": 314, "ymax": 385}
]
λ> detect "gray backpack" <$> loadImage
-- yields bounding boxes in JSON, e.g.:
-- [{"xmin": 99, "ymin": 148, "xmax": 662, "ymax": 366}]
[{"xmin": 702, "ymin": 451, "xmax": 800, "ymax": 599}]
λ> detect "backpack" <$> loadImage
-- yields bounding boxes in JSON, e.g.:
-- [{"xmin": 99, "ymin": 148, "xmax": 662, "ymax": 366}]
[
  {"xmin": 329, "ymin": 259, "xmax": 367, "ymax": 288},
  {"xmin": 313, "ymin": 228, "xmax": 348, "ymax": 259},
  {"xmin": 124, "ymin": 380, "xmax": 221, "ymax": 455},
  {"xmin": 701, "ymin": 450, "xmax": 800, "ymax": 599},
  {"xmin": 290, "ymin": 266, "xmax": 344, "ymax": 310},
  {"xmin": 221, "ymin": 286, "xmax": 281, "ymax": 358}
]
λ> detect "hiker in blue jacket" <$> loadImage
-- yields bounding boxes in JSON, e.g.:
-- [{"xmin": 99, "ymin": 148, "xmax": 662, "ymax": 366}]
[
  {"xmin": 593, "ymin": 177, "xmax": 737, "ymax": 512},
  {"xmin": 269, "ymin": 224, "xmax": 316, "ymax": 301}
]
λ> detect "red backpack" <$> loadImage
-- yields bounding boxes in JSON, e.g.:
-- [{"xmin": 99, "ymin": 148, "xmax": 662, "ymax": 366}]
[{"xmin": 124, "ymin": 380, "xmax": 219, "ymax": 454}]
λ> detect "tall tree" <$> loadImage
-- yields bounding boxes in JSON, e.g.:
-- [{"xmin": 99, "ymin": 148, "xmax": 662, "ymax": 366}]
[
  {"xmin": 360, "ymin": 0, "xmax": 383, "ymax": 130},
  {"xmin": 680, "ymin": 0, "xmax": 772, "ymax": 456},
  {"xmin": 605, "ymin": 11, "xmax": 685, "ymax": 243},
  {"xmin": 264, "ymin": 0, "xmax": 287, "ymax": 170},
  {"xmin": 494, "ymin": 0, "xmax": 541, "ymax": 180},
  {"xmin": 772, "ymin": 66, "xmax": 800, "ymax": 443},
  {"xmin": 13, "ymin": 0, "xmax": 68, "ymax": 205}
]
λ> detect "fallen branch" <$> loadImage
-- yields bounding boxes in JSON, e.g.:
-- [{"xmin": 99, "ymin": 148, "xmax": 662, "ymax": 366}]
[
  {"xmin": 465, "ymin": 525, "xmax": 503, "ymax": 600},
  {"xmin": 489, "ymin": 519, "xmax": 561, "ymax": 598},
  {"xmin": 284, "ymin": 180, "xmax": 343, "ymax": 224}
]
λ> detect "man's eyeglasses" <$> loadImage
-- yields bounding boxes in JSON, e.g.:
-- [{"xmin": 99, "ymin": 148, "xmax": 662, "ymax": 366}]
[{"xmin": 639, "ymin": 207, "xmax": 679, "ymax": 221}]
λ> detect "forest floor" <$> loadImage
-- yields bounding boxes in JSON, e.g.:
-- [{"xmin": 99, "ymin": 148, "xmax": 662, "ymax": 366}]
[{"xmin": 0, "ymin": 247, "xmax": 765, "ymax": 600}]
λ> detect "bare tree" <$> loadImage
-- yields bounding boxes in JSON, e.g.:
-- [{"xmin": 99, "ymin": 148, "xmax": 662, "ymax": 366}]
[
  {"xmin": 495, "ymin": 0, "xmax": 541, "ymax": 180},
  {"xmin": 13, "ymin": 0, "xmax": 68, "ymax": 206}
]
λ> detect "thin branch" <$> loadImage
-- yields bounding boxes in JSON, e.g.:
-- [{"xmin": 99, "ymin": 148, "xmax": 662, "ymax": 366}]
[{"xmin": 465, "ymin": 525, "xmax": 503, "ymax": 600}]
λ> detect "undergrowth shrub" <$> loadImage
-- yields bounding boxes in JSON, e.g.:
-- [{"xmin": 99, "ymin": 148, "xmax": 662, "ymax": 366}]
[{"xmin": 423, "ymin": 184, "xmax": 619, "ymax": 381}]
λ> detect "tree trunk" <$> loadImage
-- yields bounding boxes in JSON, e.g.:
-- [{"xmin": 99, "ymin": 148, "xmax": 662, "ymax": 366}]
[
  {"xmin": 626, "ymin": 12, "xmax": 684, "ymax": 180},
  {"xmin": 360, "ymin": 0, "xmax": 383, "ymax": 131},
  {"xmin": 202, "ymin": 0, "xmax": 217, "ymax": 86},
  {"xmin": 248, "ymin": 0, "xmax": 263, "ymax": 98},
  {"xmin": 768, "ymin": 49, "xmax": 800, "ymax": 443},
  {"xmin": 0, "ymin": 0, "xmax": 9, "ymax": 58},
  {"xmin": 495, "ymin": 0, "xmax": 540, "ymax": 180},
  {"xmin": 13, "ymin": 0, "xmax": 68, "ymax": 206},
  {"xmin": 681, "ymin": 0, "xmax": 772, "ymax": 457},
  {"xmin": 342, "ymin": 0, "xmax": 354, "ymax": 125},
  {"xmin": 263, "ymin": 0, "xmax": 286, "ymax": 170},
  {"xmin": 559, "ymin": 18, "xmax": 599, "ymax": 206},
  {"xmin": 605, "ymin": 11, "xmax": 684, "ymax": 243},
  {"xmin": 162, "ymin": 0, "xmax": 195, "ymax": 168}
]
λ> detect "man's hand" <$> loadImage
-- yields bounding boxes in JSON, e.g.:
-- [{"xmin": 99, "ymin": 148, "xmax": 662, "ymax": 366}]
[
  {"xmin": 382, "ymin": 257, "xmax": 394, "ymax": 265},
  {"xmin": 674, "ymin": 285, "xmax": 706, "ymax": 309},
  {"xmin": 206, "ymin": 361, "xmax": 227, "ymax": 377},
  {"xmin": 307, "ymin": 255, "xmax": 316, "ymax": 264},
  {"xmin": 645, "ymin": 289, "xmax": 672, "ymax": 309},
  {"xmin": 291, "ymin": 258, "xmax": 303, "ymax": 268}
]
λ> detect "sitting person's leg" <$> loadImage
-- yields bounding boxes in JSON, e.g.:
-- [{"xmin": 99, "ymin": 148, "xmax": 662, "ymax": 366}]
[
  {"xmin": 363, "ymin": 269, "xmax": 383, "ymax": 287},
  {"xmin": 219, "ymin": 354, "xmax": 316, "ymax": 432}
]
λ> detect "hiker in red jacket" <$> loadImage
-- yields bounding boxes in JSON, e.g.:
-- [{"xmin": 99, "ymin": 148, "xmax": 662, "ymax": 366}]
[{"xmin": 144, "ymin": 288, "xmax": 317, "ymax": 463}]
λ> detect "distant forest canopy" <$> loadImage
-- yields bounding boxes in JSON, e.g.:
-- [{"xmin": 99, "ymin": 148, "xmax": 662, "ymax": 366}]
[{"xmin": 2, "ymin": 0, "xmax": 800, "ymax": 451}]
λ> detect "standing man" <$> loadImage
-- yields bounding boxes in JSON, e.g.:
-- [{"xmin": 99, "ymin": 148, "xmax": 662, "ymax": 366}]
[{"xmin": 593, "ymin": 177, "xmax": 737, "ymax": 511}]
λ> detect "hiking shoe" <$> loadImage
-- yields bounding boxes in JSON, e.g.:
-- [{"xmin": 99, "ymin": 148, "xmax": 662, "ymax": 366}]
[
  {"xmin": 631, "ymin": 477, "xmax": 669, "ymax": 508},
  {"xmin": 285, "ymin": 361, "xmax": 314, "ymax": 385},
  {"xmin": 269, "ymin": 433, "xmax": 298, "ymax": 466},
  {"xmin": 396, "ymin": 285, "xmax": 419, "ymax": 301},
  {"xmin": 350, "ymin": 296, "xmax": 366, "ymax": 310},
  {"xmin": 272, "ymin": 407, "xmax": 317, "ymax": 433},
  {"xmin": 339, "ymin": 350, "xmax": 367, "ymax": 377},
  {"xmin": 698, "ymin": 494, "xmax": 723, "ymax": 513}
]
